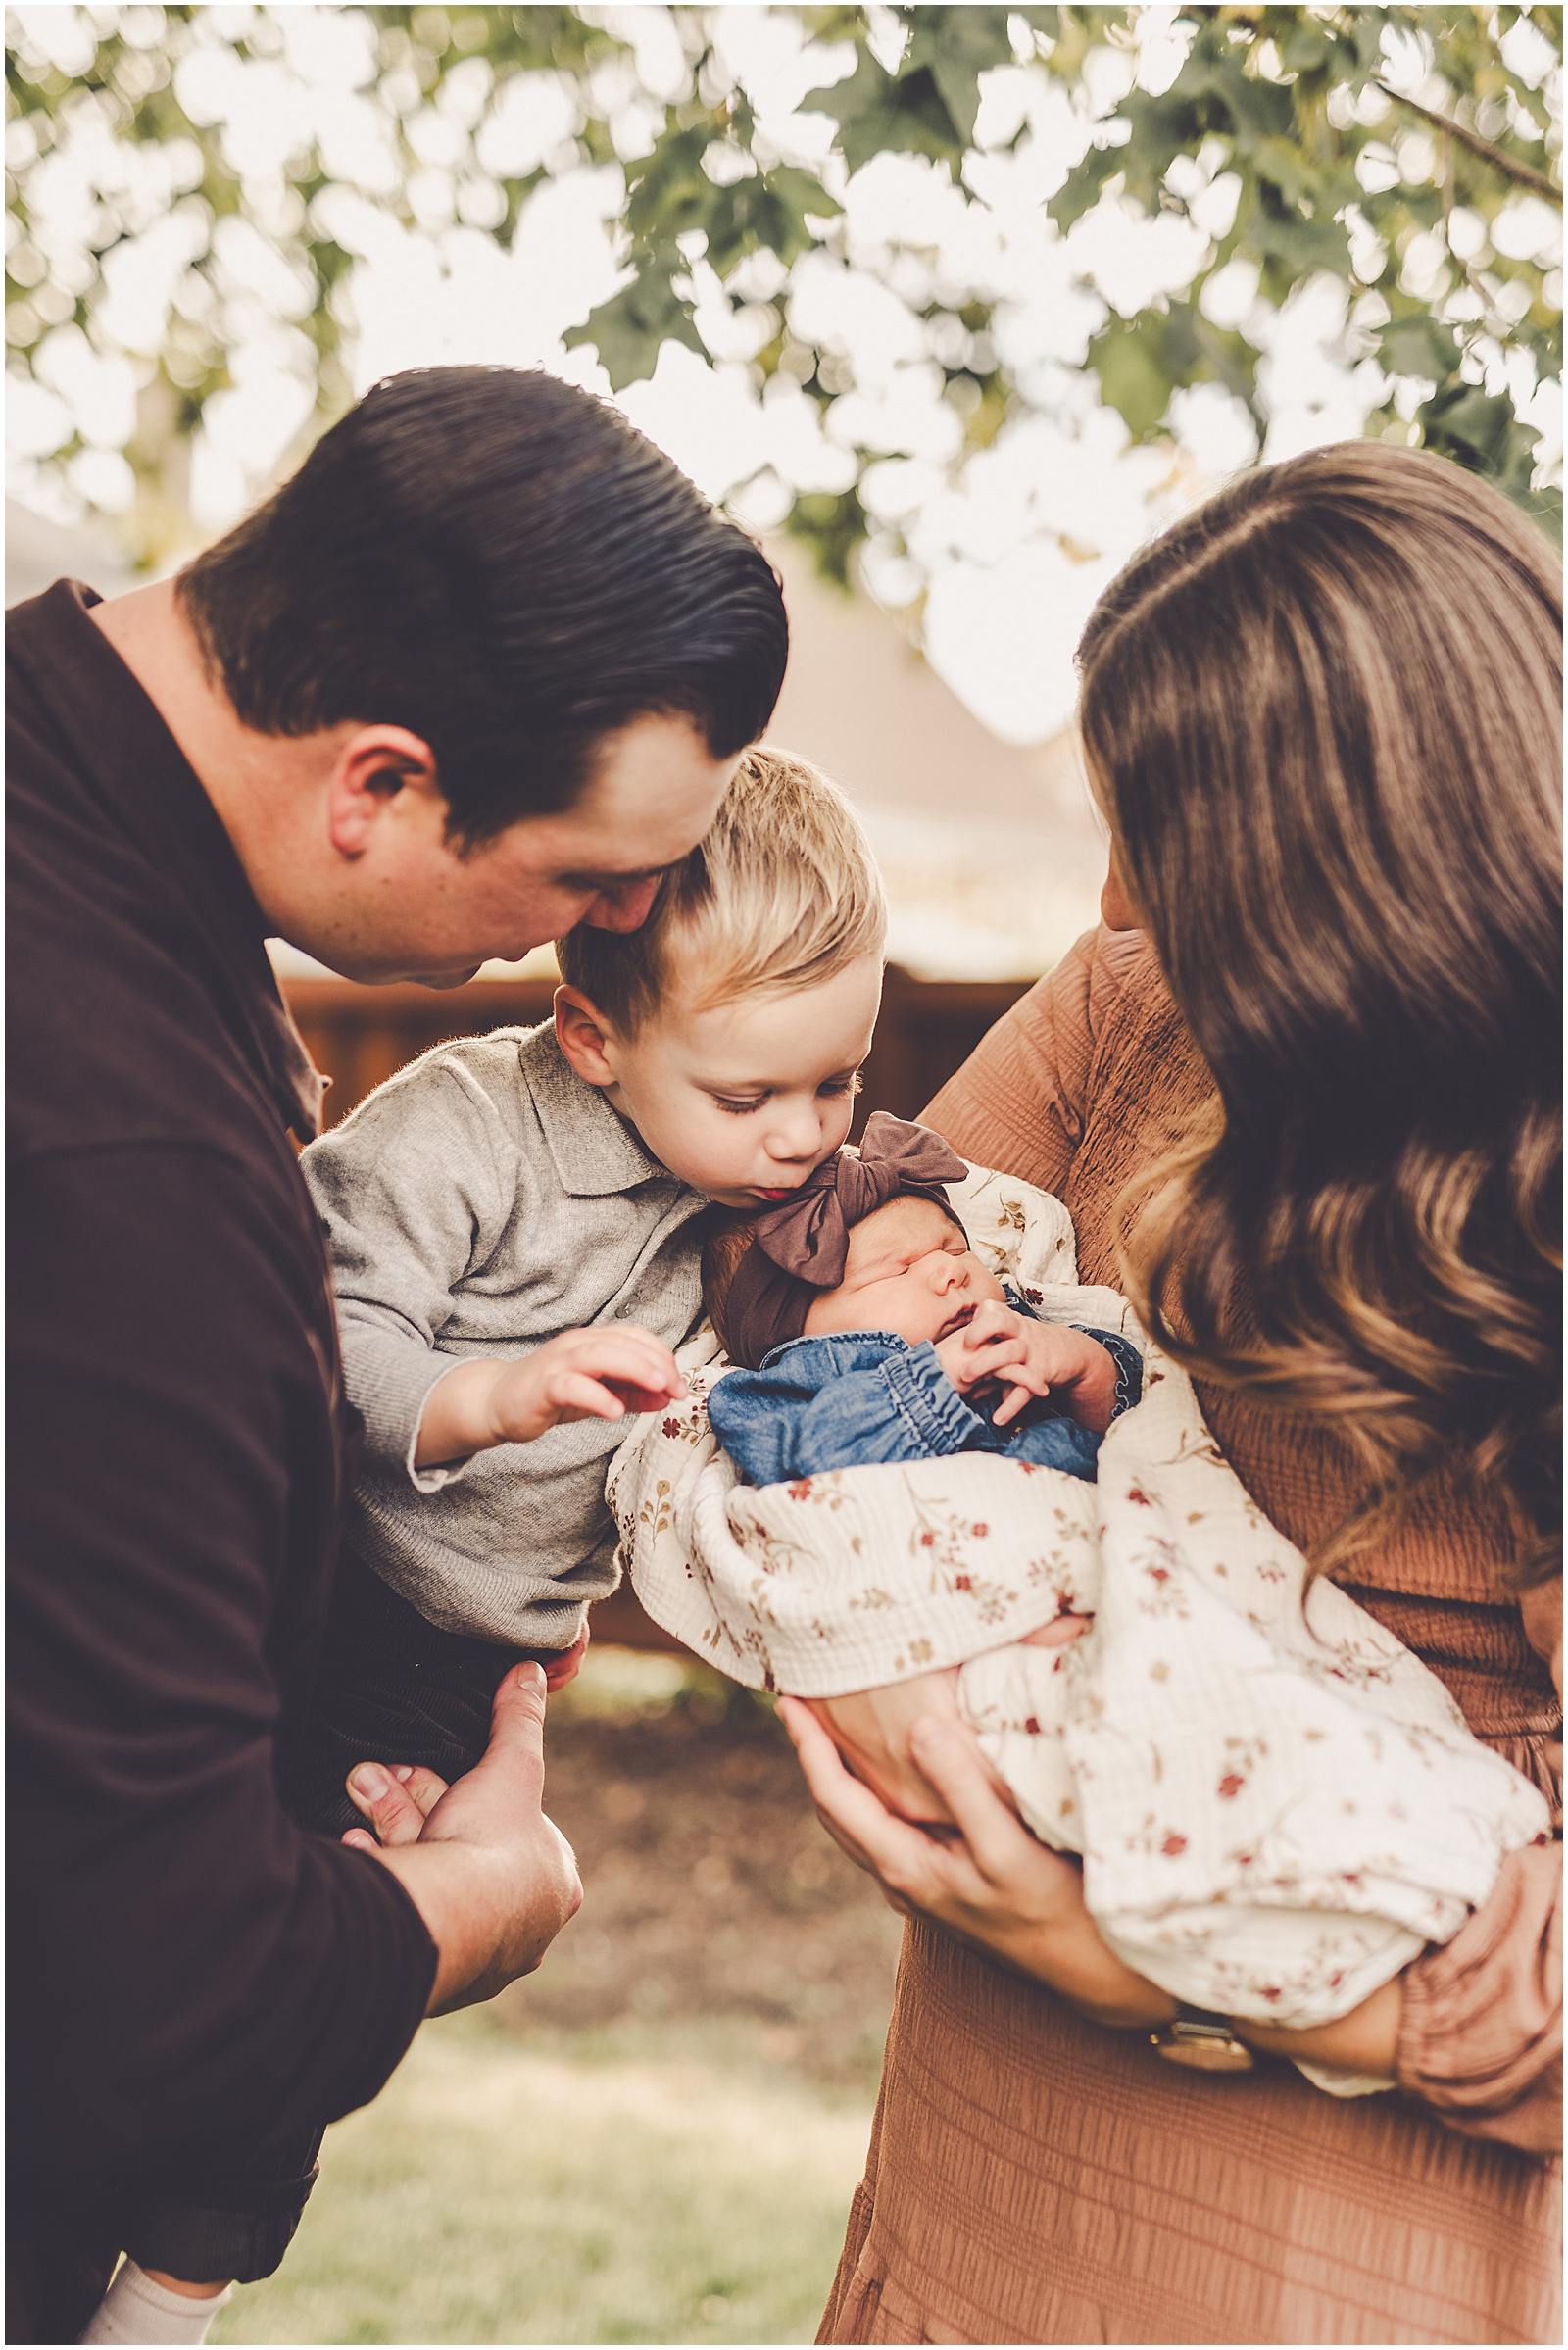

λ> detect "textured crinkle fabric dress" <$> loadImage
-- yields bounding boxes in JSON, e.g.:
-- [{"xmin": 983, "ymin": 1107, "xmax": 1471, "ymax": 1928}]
[{"xmin": 818, "ymin": 925, "xmax": 1562, "ymax": 2349}]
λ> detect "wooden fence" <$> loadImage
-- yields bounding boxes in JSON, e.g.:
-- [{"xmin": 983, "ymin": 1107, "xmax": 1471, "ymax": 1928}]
[
  {"xmin": 282, "ymin": 967, "xmax": 1034, "ymax": 1138},
  {"xmin": 282, "ymin": 966, "xmax": 1034, "ymax": 1651}
]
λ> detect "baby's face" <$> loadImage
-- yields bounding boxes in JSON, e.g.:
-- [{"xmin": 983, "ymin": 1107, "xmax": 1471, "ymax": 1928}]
[
  {"xmin": 592, "ymin": 955, "xmax": 883, "ymax": 1209},
  {"xmin": 803, "ymin": 1196, "xmax": 1005, "ymax": 1346}
]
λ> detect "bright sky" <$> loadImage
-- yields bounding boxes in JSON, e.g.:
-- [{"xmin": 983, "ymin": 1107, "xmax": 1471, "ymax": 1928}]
[{"xmin": 6, "ymin": 3, "xmax": 1562, "ymax": 744}]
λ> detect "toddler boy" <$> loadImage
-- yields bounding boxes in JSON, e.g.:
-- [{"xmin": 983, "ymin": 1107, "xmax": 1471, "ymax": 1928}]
[{"xmin": 283, "ymin": 744, "xmax": 888, "ymax": 1829}]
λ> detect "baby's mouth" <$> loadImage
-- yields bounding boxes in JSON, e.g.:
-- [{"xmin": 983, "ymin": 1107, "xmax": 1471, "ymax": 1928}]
[{"xmin": 939, "ymin": 1301, "xmax": 977, "ymax": 1339}]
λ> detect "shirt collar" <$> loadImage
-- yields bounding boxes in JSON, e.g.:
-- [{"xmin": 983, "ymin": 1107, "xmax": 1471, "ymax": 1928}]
[{"xmin": 522, "ymin": 1027, "xmax": 672, "ymax": 1197}]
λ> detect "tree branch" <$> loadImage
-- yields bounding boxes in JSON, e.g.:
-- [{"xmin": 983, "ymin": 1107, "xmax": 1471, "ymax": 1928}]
[{"xmin": 1376, "ymin": 83, "xmax": 1563, "ymax": 207}]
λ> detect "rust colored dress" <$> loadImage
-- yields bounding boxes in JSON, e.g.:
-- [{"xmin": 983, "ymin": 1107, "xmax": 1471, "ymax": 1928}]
[{"xmin": 819, "ymin": 927, "xmax": 1561, "ymax": 2348}]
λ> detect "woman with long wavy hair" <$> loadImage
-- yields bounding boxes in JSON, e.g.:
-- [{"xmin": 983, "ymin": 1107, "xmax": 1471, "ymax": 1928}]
[{"xmin": 785, "ymin": 440, "xmax": 1562, "ymax": 2345}]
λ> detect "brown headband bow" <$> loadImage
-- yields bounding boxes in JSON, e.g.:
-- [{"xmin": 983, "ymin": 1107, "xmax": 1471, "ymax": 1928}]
[{"xmin": 723, "ymin": 1113, "xmax": 969, "ymax": 1370}]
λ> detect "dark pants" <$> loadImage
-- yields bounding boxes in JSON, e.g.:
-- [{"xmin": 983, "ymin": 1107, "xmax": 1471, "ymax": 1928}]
[
  {"xmin": 277, "ymin": 1538, "xmax": 557, "ymax": 1836},
  {"xmin": 18, "ymin": 1552, "xmax": 552, "ymax": 2331},
  {"xmin": 9, "ymin": 2124, "xmax": 324, "ymax": 2341}
]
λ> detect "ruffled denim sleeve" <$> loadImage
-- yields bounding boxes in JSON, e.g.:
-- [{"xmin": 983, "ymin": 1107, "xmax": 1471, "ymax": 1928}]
[{"xmin": 708, "ymin": 1334, "xmax": 983, "ymax": 1484}]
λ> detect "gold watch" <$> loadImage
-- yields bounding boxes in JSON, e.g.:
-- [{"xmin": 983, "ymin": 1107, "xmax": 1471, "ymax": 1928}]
[{"xmin": 1150, "ymin": 2003, "xmax": 1255, "ymax": 2072}]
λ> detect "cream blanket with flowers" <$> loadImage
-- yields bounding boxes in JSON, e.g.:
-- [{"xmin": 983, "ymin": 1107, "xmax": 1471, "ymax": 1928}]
[{"xmin": 607, "ymin": 1162, "xmax": 1548, "ymax": 2034}]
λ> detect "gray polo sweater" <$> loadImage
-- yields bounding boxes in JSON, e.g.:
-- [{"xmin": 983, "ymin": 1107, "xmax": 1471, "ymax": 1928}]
[{"xmin": 300, "ymin": 1023, "xmax": 710, "ymax": 1646}]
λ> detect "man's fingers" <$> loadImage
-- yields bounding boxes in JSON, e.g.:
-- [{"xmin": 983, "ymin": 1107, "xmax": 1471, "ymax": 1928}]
[
  {"xmin": 346, "ymin": 1762, "xmax": 433, "ymax": 1847},
  {"xmin": 467, "ymin": 1659, "xmax": 549, "ymax": 1787}
]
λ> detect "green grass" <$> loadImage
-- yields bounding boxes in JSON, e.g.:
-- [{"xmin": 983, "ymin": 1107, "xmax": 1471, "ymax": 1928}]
[{"xmin": 211, "ymin": 2010, "xmax": 871, "ymax": 2346}]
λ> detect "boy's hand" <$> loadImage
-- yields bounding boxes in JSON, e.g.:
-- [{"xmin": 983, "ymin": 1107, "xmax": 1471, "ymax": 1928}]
[
  {"xmin": 935, "ymin": 1304, "xmax": 1119, "ymax": 1434},
  {"xmin": 415, "ymin": 1328, "xmax": 684, "ymax": 1469}
]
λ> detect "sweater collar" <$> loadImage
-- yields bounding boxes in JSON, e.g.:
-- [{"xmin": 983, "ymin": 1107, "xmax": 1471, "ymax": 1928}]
[{"xmin": 521, "ymin": 1027, "xmax": 673, "ymax": 1197}]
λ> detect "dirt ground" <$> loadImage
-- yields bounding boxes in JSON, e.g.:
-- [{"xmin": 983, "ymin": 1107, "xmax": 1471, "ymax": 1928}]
[{"xmin": 494, "ymin": 1653, "xmax": 905, "ymax": 2095}]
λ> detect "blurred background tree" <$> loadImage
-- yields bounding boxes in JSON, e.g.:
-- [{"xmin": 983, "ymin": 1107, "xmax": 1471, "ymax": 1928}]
[{"xmin": 6, "ymin": 2, "xmax": 1561, "ymax": 603}]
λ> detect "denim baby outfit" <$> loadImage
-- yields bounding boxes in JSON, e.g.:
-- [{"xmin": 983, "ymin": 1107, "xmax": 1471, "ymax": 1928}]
[{"xmin": 708, "ymin": 1292, "xmax": 1142, "ymax": 1486}]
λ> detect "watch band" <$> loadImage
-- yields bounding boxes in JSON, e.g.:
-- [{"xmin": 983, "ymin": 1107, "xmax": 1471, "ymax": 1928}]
[{"xmin": 1149, "ymin": 2002, "xmax": 1255, "ymax": 2072}]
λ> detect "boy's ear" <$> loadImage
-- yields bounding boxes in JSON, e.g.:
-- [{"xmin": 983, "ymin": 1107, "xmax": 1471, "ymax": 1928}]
[{"xmin": 554, "ymin": 984, "xmax": 620, "ymax": 1088}]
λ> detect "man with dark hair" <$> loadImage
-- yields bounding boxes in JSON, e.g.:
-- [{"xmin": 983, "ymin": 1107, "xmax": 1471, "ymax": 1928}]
[{"xmin": 8, "ymin": 366, "xmax": 788, "ymax": 2343}]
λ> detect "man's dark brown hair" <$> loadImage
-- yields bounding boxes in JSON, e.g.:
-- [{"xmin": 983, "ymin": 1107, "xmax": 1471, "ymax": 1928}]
[{"xmin": 176, "ymin": 365, "xmax": 789, "ymax": 846}]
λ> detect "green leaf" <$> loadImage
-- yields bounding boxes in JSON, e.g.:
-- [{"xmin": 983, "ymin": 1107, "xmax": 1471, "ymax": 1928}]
[
  {"xmin": 1418, "ymin": 380, "xmax": 1540, "ymax": 488},
  {"xmin": 803, "ymin": 45, "xmax": 966, "ymax": 174},
  {"xmin": 1089, "ymin": 314, "xmax": 1176, "ymax": 440},
  {"xmin": 906, "ymin": 8, "xmax": 1021, "ymax": 149},
  {"xmin": 1377, "ymin": 315, "xmax": 1463, "ymax": 381},
  {"xmin": 563, "ymin": 263, "xmax": 704, "ymax": 393},
  {"xmin": 781, "ymin": 485, "xmax": 869, "ymax": 588}
]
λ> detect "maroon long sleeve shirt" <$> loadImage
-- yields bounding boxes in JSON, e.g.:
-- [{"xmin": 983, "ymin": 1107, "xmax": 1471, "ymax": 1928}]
[{"xmin": 8, "ymin": 586, "xmax": 436, "ymax": 2221}]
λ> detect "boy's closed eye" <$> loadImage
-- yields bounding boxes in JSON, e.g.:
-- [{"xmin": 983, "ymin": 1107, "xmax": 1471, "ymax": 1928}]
[{"xmin": 708, "ymin": 1070, "xmax": 862, "ymax": 1116}]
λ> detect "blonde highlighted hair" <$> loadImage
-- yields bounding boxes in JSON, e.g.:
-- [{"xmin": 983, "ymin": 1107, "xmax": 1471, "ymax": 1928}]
[
  {"xmin": 557, "ymin": 744, "xmax": 887, "ymax": 1034},
  {"xmin": 1078, "ymin": 440, "xmax": 1561, "ymax": 1590}
]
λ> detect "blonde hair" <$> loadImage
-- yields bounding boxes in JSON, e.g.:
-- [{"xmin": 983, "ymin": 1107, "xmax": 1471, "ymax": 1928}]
[
  {"xmin": 557, "ymin": 744, "xmax": 887, "ymax": 1034},
  {"xmin": 1078, "ymin": 440, "xmax": 1561, "ymax": 1591}
]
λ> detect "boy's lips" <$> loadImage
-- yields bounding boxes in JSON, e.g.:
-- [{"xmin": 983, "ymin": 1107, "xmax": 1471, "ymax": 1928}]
[
  {"xmin": 752, "ymin": 1185, "xmax": 797, "ymax": 1200},
  {"xmin": 939, "ymin": 1301, "xmax": 977, "ymax": 1338}
]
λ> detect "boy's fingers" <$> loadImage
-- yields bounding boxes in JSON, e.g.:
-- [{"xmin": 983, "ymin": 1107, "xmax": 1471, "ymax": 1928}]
[
  {"xmin": 543, "ymin": 1621, "xmax": 590, "ymax": 1690},
  {"xmin": 391, "ymin": 1764, "xmax": 450, "ymax": 1817},
  {"xmin": 551, "ymin": 1373, "xmax": 627, "ymax": 1422}
]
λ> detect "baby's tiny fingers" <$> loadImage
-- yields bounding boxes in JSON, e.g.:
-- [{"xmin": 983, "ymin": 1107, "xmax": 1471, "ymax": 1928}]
[{"xmin": 992, "ymin": 1381, "xmax": 1033, "ymax": 1427}]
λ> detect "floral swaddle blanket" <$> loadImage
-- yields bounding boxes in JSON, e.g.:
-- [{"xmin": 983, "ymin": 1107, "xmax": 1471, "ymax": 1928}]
[{"xmin": 608, "ymin": 1161, "xmax": 1548, "ymax": 2049}]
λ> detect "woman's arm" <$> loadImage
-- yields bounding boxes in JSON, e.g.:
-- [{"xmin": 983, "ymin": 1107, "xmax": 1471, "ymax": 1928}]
[
  {"xmin": 781, "ymin": 1695, "xmax": 1404, "ymax": 2072},
  {"xmin": 920, "ymin": 919, "xmax": 1148, "ymax": 1187}
]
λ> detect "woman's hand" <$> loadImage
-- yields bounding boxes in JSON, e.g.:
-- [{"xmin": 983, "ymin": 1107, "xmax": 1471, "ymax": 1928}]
[
  {"xmin": 415, "ymin": 1328, "xmax": 684, "ymax": 1469},
  {"xmin": 805, "ymin": 1628, "xmax": 1090, "ymax": 1828},
  {"xmin": 779, "ymin": 1694, "xmax": 1175, "ymax": 2031}
]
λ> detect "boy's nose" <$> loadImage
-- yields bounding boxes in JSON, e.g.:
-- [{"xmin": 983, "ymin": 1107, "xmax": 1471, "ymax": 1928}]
[{"xmin": 765, "ymin": 1106, "xmax": 823, "ymax": 1161}]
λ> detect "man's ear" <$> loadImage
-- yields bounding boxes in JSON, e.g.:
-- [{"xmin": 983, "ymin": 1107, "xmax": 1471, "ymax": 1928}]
[
  {"xmin": 326, "ymin": 726, "xmax": 442, "ymax": 857},
  {"xmin": 554, "ymin": 984, "xmax": 622, "ymax": 1089}
]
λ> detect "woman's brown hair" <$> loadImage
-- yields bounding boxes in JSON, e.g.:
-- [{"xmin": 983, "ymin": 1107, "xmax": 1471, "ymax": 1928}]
[{"xmin": 1078, "ymin": 440, "xmax": 1561, "ymax": 1588}]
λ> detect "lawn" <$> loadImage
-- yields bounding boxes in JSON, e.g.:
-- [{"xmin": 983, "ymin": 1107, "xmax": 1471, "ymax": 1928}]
[{"xmin": 212, "ymin": 1650, "xmax": 899, "ymax": 2346}]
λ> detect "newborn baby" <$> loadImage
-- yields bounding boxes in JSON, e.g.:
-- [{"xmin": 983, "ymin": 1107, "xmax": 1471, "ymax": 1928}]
[
  {"xmin": 703, "ymin": 1117, "xmax": 1142, "ymax": 1484},
  {"xmin": 617, "ymin": 1125, "xmax": 1551, "ymax": 2045}
]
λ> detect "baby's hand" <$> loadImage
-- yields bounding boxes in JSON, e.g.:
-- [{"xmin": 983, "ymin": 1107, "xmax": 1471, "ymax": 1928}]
[
  {"xmin": 415, "ymin": 1328, "xmax": 684, "ymax": 1468},
  {"xmin": 936, "ymin": 1304, "xmax": 1119, "ymax": 1434}
]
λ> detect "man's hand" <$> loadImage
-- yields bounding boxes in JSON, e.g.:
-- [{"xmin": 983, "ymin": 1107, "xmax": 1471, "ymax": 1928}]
[
  {"xmin": 935, "ymin": 1305, "xmax": 1118, "ymax": 1433},
  {"xmin": 341, "ymin": 1660, "xmax": 582, "ymax": 2012},
  {"xmin": 415, "ymin": 1327, "xmax": 684, "ymax": 1470}
]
